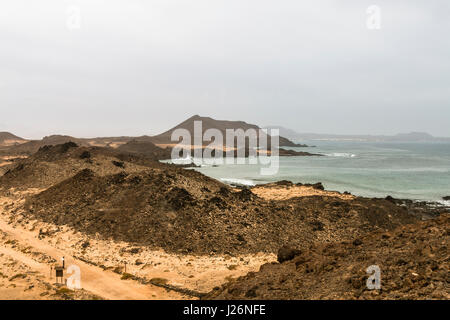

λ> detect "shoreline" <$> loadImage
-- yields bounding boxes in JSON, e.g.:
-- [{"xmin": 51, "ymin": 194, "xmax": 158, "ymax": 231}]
[{"xmin": 204, "ymin": 175, "xmax": 450, "ymax": 205}]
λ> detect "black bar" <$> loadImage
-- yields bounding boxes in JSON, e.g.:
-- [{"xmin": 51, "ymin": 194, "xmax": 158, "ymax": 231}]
[{"xmin": 1, "ymin": 300, "xmax": 447, "ymax": 319}]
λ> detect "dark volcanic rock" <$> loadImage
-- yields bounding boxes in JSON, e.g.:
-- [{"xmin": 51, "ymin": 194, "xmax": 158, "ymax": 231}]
[
  {"xmin": 117, "ymin": 140, "xmax": 171, "ymax": 161},
  {"xmin": 80, "ymin": 151, "xmax": 91, "ymax": 159},
  {"xmin": 204, "ymin": 214, "xmax": 450, "ymax": 300},
  {"xmin": 278, "ymin": 148, "xmax": 323, "ymax": 157},
  {"xmin": 21, "ymin": 166, "xmax": 424, "ymax": 255},
  {"xmin": 112, "ymin": 160, "xmax": 125, "ymax": 168},
  {"xmin": 0, "ymin": 142, "xmax": 178, "ymax": 190},
  {"xmin": 275, "ymin": 180, "xmax": 293, "ymax": 186},
  {"xmin": 382, "ymin": 198, "xmax": 449, "ymax": 220},
  {"xmin": 217, "ymin": 186, "xmax": 231, "ymax": 196},
  {"xmin": 60, "ymin": 141, "xmax": 78, "ymax": 153},
  {"xmin": 312, "ymin": 182, "xmax": 324, "ymax": 190},
  {"xmin": 310, "ymin": 220, "xmax": 324, "ymax": 231},
  {"xmin": 385, "ymin": 195, "xmax": 395, "ymax": 202},
  {"xmin": 167, "ymin": 187, "xmax": 196, "ymax": 210},
  {"xmin": 236, "ymin": 188, "xmax": 255, "ymax": 201},
  {"xmin": 295, "ymin": 182, "xmax": 324, "ymax": 190},
  {"xmin": 443, "ymin": 196, "xmax": 450, "ymax": 200},
  {"xmin": 277, "ymin": 246, "xmax": 301, "ymax": 263},
  {"xmin": 210, "ymin": 196, "xmax": 227, "ymax": 209}
]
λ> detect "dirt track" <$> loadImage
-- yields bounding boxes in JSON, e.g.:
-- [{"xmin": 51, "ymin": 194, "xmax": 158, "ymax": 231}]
[
  {"xmin": 0, "ymin": 210, "xmax": 185, "ymax": 300},
  {"xmin": 0, "ymin": 191, "xmax": 275, "ymax": 300}
]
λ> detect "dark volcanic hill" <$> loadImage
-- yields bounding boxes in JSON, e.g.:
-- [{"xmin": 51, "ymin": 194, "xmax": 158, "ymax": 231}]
[
  {"xmin": 150, "ymin": 115, "xmax": 308, "ymax": 148},
  {"xmin": 0, "ymin": 134, "xmax": 159, "ymax": 156},
  {"xmin": 205, "ymin": 213, "xmax": 449, "ymax": 300},
  {"xmin": 0, "ymin": 135, "xmax": 88, "ymax": 155},
  {"xmin": 22, "ymin": 166, "xmax": 418, "ymax": 255},
  {"xmin": 116, "ymin": 140, "xmax": 171, "ymax": 160},
  {"xmin": 0, "ymin": 142, "xmax": 170, "ymax": 189}
]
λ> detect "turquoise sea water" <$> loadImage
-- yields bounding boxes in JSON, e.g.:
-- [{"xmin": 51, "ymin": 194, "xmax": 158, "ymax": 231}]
[{"xmin": 192, "ymin": 141, "xmax": 450, "ymax": 201}]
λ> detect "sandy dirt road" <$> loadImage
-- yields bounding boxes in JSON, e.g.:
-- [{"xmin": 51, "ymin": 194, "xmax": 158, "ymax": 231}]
[
  {"xmin": 0, "ymin": 217, "xmax": 186, "ymax": 300},
  {"xmin": 0, "ymin": 191, "xmax": 275, "ymax": 300}
]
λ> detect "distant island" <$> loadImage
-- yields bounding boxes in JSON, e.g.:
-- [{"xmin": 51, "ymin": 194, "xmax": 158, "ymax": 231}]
[{"xmin": 265, "ymin": 126, "xmax": 450, "ymax": 143}]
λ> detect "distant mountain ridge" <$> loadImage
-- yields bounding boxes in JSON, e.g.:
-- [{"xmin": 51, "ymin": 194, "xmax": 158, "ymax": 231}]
[
  {"xmin": 265, "ymin": 126, "xmax": 450, "ymax": 142},
  {"xmin": 0, "ymin": 132, "xmax": 27, "ymax": 146},
  {"xmin": 0, "ymin": 116, "xmax": 308, "ymax": 155},
  {"xmin": 0, "ymin": 134, "xmax": 150, "ymax": 155},
  {"xmin": 0, "ymin": 132, "xmax": 25, "ymax": 141}
]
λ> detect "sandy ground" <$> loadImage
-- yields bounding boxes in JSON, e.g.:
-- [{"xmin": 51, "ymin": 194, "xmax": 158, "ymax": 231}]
[
  {"xmin": 156, "ymin": 144, "xmax": 236, "ymax": 151},
  {"xmin": 156, "ymin": 144, "xmax": 281, "ymax": 157},
  {"xmin": 251, "ymin": 185, "xmax": 355, "ymax": 201},
  {"xmin": 0, "ymin": 156, "xmax": 28, "ymax": 160},
  {"xmin": 0, "ymin": 140, "xmax": 28, "ymax": 147},
  {"xmin": 0, "ymin": 190, "xmax": 275, "ymax": 300},
  {"xmin": 0, "ymin": 156, "xmax": 28, "ymax": 167},
  {"xmin": 0, "ymin": 238, "xmax": 102, "ymax": 300},
  {"xmin": 87, "ymin": 141, "xmax": 127, "ymax": 148}
]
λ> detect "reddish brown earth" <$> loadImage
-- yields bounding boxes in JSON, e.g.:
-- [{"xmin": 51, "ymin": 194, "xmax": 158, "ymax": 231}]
[{"xmin": 205, "ymin": 214, "xmax": 449, "ymax": 300}]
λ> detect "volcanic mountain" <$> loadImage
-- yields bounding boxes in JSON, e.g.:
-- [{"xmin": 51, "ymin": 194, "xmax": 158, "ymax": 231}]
[
  {"xmin": 150, "ymin": 115, "xmax": 308, "ymax": 148},
  {"xmin": 116, "ymin": 140, "xmax": 171, "ymax": 159}
]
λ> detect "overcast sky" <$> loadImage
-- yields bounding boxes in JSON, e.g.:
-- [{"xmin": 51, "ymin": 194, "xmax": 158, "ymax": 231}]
[{"xmin": 1, "ymin": 0, "xmax": 449, "ymax": 139}]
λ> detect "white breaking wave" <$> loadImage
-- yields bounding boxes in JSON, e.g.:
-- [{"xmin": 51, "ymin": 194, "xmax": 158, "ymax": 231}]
[
  {"xmin": 326, "ymin": 152, "xmax": 356, "ymax": 158},
  {"xmin": 436, "ymin": 200, "xmax": 450, "ymax": 207},
  {"xmin": 220, "ymin": 178, "xmax": 256, "ymax": 186},
  {"xmin": 169, "ymin": 154, "xmax": 194, "ymax": 164}
]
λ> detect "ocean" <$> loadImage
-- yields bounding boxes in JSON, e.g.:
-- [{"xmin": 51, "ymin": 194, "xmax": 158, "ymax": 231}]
[{"xmin": 192, "ymin": 141, "xmax": 450, "ymax": 202}]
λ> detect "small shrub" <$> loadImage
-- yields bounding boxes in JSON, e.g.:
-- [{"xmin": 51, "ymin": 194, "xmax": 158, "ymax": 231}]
[
  {"xmin": 121, "ymin": 273, "xmax": 135, "ymax": 280},
  {"xmin": 150, "ymin": 277, "xmax": 168, "ymax": 285},
  {"xmin": 9, "ymin": 273, "xmax": 27, "ymax": 281},
  {"xmin": 112, "ymin": 160, "xmax": 125, "ymax": 168},
  {"xmin": 55, "ymin": 287, "xmax": 74, "ymax": 300},
  {"xmin": 60, "ymin": 142, "xmax": 78, "ymax": 153},
  {"xmin": 56, "ymin": 287, "xmax": 73, "ymax": 294},
  {"xmin": 80, "ymin": 151, "xmax": 91, "ymax": 159}
]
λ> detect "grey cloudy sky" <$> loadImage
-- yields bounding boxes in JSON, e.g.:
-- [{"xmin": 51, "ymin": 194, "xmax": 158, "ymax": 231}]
[{"xmin": 1, "ymin": 0, "xmax": 449, "ymax": 139}]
